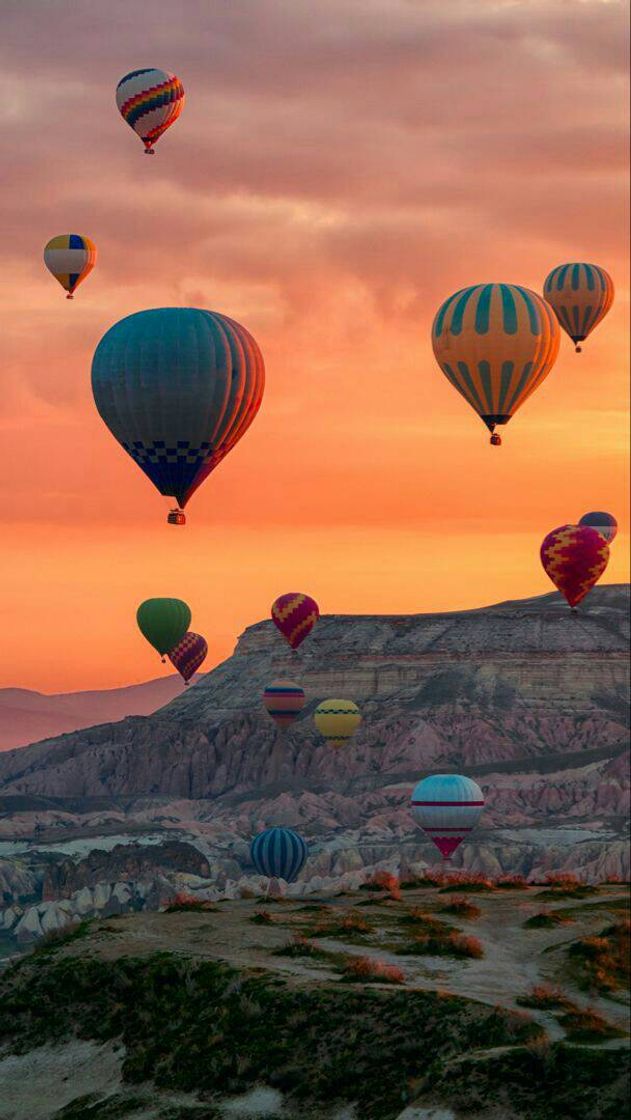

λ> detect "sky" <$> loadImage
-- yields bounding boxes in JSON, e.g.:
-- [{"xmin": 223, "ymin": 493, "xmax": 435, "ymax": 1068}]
[{"xmin": 0, "ymin": 0, "xmax": 628, "ymax": 692}]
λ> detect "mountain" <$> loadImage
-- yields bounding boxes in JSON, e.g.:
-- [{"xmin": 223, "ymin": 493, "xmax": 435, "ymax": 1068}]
[
  {"xmin": 0, "ymin": 675, "xmax": 193, "ymax": 752},
  {"xmin": 0, "ymin": 586, "xmax": 628, "ymax": 951}
]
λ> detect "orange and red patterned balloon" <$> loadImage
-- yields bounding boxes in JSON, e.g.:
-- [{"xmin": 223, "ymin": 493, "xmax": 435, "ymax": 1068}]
[
  {"xmin": 271, "ymin": 593, "xmax": 319, "ymax": 650},
  {"xmin": 540, "ymin": 525, "xmax": 609, "ymax": 608}
]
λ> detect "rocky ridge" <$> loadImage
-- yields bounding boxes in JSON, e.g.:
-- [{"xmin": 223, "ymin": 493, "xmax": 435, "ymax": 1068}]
[{"xmin": 0, "ymin": 586, "xmax": 628, "ymax": 948}]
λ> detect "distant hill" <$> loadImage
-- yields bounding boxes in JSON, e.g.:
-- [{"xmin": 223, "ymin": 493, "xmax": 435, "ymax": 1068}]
[{"xmin": 0, "ymin": 675, "xmax": 195, "ymax": 751}]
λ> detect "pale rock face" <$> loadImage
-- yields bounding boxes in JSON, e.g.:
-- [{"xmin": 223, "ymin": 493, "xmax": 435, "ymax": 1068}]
[
  {"xmin": 14, "ymin": 906, "xmax": 43, "ymax": 943},
  {"xmin": 73, "ymin": 887, "xmax": 94, "ymax": 916},
  {"xmin": 40, "ymin": 902, "xmax": 77, "ymax": 934},
  {"xmin": 0, "ymin": 906, "xmax": 21, "ymax": 931},
  {"xmin": 92, "ymin": 882, "xmax": 111, "ymax": 910},
  {"xmin": 111, "ymin": 882, "xmax": 132, "ymax": 906}
]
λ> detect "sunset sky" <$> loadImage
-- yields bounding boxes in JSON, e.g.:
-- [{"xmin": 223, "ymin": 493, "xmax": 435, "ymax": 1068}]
[{"xmin": 0, "ymin": 0, "xmax": 628, "ymax": 692}]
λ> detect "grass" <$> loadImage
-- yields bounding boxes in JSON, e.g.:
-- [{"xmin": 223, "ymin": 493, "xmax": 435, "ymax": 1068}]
[
  {"xmin": 429, "ymin": 1041, "xmax": 629, "ymax": 1119},
  {"xmin": 396, "ymin": 912, "xmax": 484, "ymax": 960},
  {"xmin": 249, "ymin": 910, "xmax": 274, "ymax": 925},
  {"xmin": 438, "ymin": 896, "xmax": 481, "ymax": 920},
  {"xmin": 339, "ymin": 956, "xmax": 405, "ymax": 985},
  {"xmin": 272, "ymin": 934, "xmax": 335, "ymax": 961},
  {"xmin": 567, "ymin": 920, "xmax": 630, "ymax": 995},
  {"xmin": 495, "ymin": 875, "xmax": 530, "ymax": 891},
  {"xmin": 0, "ymin": 949, "xmax": 546, "ymax": 1120},
  {"xmin": 164, "ymin": 895, "xmax": 217, "ymax": 913},
  {"xmin": 536, "ymin": 874, "xmax": 598, "ymax": 901},
  {"xmin": 305, "ymin": 910, "xmax": 373, "ymax": 941},
  {"xmin": 557, "ymin": 1006, "xmax": 627, "ymax": 1044},
  {"xmin": 517, "ymin": 984, "xmax": 573, "ymax": 1011},
  {"xmin": 437, "ymin": 875, "xmax": 495, "ymax": 894},
  {"xmin": 524, "ymin": 910, "xmax": 574, "ymax": 930}
]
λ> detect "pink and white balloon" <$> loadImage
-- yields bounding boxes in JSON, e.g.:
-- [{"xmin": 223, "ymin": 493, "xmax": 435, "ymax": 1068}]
[{"xmin": 410, "ymin": 774, "xmax": 485, "ymax": 860}]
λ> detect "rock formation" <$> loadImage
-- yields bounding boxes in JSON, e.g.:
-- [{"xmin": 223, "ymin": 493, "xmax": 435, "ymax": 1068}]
[{"xmin": 0, "ymin": 587, "xmax": 628, "ymax": 947}]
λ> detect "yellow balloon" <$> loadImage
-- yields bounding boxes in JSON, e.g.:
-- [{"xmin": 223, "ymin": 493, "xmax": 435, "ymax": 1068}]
[
  {"xmin": 432, "ymin": 283, "xmax": 560, "ymax": 444},
  {"xmin": 314, "ymin": 699, "xmax": 361, "ymax": 749}
]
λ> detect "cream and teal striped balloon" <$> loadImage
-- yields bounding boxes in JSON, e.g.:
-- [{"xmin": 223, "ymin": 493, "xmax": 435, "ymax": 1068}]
[
  {"xmin": 543, "ymin": 263, "xmax": 614, "ymax": 352},
  {"xmin": 432, "ymin": 283, "xmax": 560, "ymax": 444}
]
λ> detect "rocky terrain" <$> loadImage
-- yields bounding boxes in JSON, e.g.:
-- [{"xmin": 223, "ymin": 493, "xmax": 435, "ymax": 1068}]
[
  {"xmin": 0, "ymin": 586, "xmax": 628, "ymax": 952},
  {"xmin": 0, "ymin": 880, "xmax": 628, "ymax": 1119},
  {"xmin": 0, "ymin": 674, "xmax": 191, "ymax": 751}
]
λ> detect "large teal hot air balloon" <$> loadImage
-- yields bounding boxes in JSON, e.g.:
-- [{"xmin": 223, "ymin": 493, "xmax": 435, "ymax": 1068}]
[{"xmin": 91, "ymin": 308, "xmax": 265, "ymax": 524}]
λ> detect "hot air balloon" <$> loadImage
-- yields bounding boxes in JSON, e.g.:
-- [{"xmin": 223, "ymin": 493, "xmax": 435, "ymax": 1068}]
[
  {"xmin": 410, "ymin": 774, "xmax": 485, "ymax": 860},
  {"xmin": 432, "ymin": 283, "xmax": 560, "ymax": 445},
  {"xmin": 116, "ymin": 68, "xmax": 185, "ymax": 154},
  {"xmin": 91, "ymin": 308, "xmax": 265, "ymax": 524},
  {"xmin": 540, "ymin": 525, "xmax": 609, "ymax": 609},
  {"xmin": 44, "ymin": 235, "xmax": 96, "ymax": 299},
  {"xmin": 250, "ymin": 827, "xmax": 308, "ymax": 883},
  {"xmin": 168, "ymin": 631, "xmax": 208, "ymax": 684},
  {"xmin": 271, "ymin": 594, "xmax": 319, "ymax": 650},
  {"xmin": 137, "ymin": 598, "xmax": 191, "ymax": 661},
  {"xmin": 579, "ymin": 511, "xmax": 618, "ymax": 544},
  {"xmin": 314, "ymin": 699, "xmax": 361, "ymax": 748},
  {"xmin": 263, "ymin": 681, "xmax": 306, "ymax": 730},
  {"xmin": 543, "ymin": 264, "xmax": 614, "ymax": 352}
]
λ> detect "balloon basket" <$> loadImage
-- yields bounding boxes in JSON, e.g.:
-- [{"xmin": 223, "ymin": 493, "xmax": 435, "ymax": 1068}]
[
  {"xmin": 167, "ymin": 509, "xmax": 186, "ymax": 526},
  {"xmin": 66, "ymin": 293, "xmax": 74, "ymax": 300}
]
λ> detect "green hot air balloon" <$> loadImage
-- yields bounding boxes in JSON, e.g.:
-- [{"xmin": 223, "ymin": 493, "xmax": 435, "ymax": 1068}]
[{"xmin": 137, "ymin": 598, "xmax": 191, "ymax": 660}]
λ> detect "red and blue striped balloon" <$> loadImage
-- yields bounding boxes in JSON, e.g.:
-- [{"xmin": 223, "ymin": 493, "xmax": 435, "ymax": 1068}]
[
  {"xmin": 262, "ymin": 681, "xmax": 306, "ymax": 730},
  {"xmin": 410, "ymin": 774, "xmax": 485, "ymax": 859},
  {"xmin": 250, "ymin": 827, "xmax": 308, "ymax": 883}
]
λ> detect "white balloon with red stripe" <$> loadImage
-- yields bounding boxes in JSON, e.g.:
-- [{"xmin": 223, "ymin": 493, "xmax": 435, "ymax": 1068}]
[{"xmin": 410, "ymin": 774, "xmax": 485, "ymax": 859}]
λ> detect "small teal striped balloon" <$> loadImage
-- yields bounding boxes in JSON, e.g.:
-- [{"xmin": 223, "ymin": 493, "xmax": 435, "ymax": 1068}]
[
  {"xmin": 250, "ymin": 827, "xmax": 308, "ymax": 883},
  {"xmin": 543, "ymin": 263, "xmax": 614, "ymax": 352}
]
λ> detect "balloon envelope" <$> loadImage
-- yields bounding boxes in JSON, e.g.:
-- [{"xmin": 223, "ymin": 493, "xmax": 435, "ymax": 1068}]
[
  {"xmin": 250, "ymin": 827, "xmax": 308, "ymax": 883},
  {"xmin": 137, "ymin": 598, "xmax": 191, "ymax": 657},
  {"xmin": 411, "ymin": 774, "xmax": 485, "ymax": 859},
  {"xmin": 314, "ymin": 699, "xmax": 361, "ymax": 748},
  {"xmin": 579, "ymin": 511, "xmax": 618, "ymax": 544},
  {"xmin": 432, "ymin": 283, "xmax": 559, "ymax": 441},
  {"xmin": 44, "ymin": 234, "xmax": 96, "ymax": 298},
  {"xmin": 168, "ymin": 631, "xmax": 208, "ymax": 682},
  {"xmin": 271, "ymin": 593, "xmax": 319, "ymax": 650},
  {"xmin": 116, "ymin": 68, "xmax": 185, "ymax": 153},
  {"xmin": 540, "ymin": 525, "xmax": 609, "ymax": 608},
  {"xmin": 263, "ymin": 680, "xmax": 306, "ymax": 730},
  {"xmin": 543, "ymin": 264, "xmax": 614, "ymax": 351},
  {"xmin": 91, "ymin": 308, "xmax": 264, "ymax": 515}
]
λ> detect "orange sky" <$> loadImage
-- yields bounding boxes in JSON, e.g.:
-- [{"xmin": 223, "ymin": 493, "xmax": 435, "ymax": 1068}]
[{"xmin": 0, "ymin": 0, "xmax": 628, "ymax": 692}]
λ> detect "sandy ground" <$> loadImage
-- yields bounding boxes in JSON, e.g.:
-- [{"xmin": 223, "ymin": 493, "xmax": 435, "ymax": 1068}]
[{"xmin": 0, "ymin": 1040, "xmax": 123, "ymax": 1120}]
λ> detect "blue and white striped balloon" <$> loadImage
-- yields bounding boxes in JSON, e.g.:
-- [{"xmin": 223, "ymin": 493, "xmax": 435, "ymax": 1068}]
[
  {"xmin": 410, "ymin": 774, "xmax": 484, "ymax": 860},
  {"xmin": 250, "ymin": 827, "xmax": 308, "ymax": 883}
]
